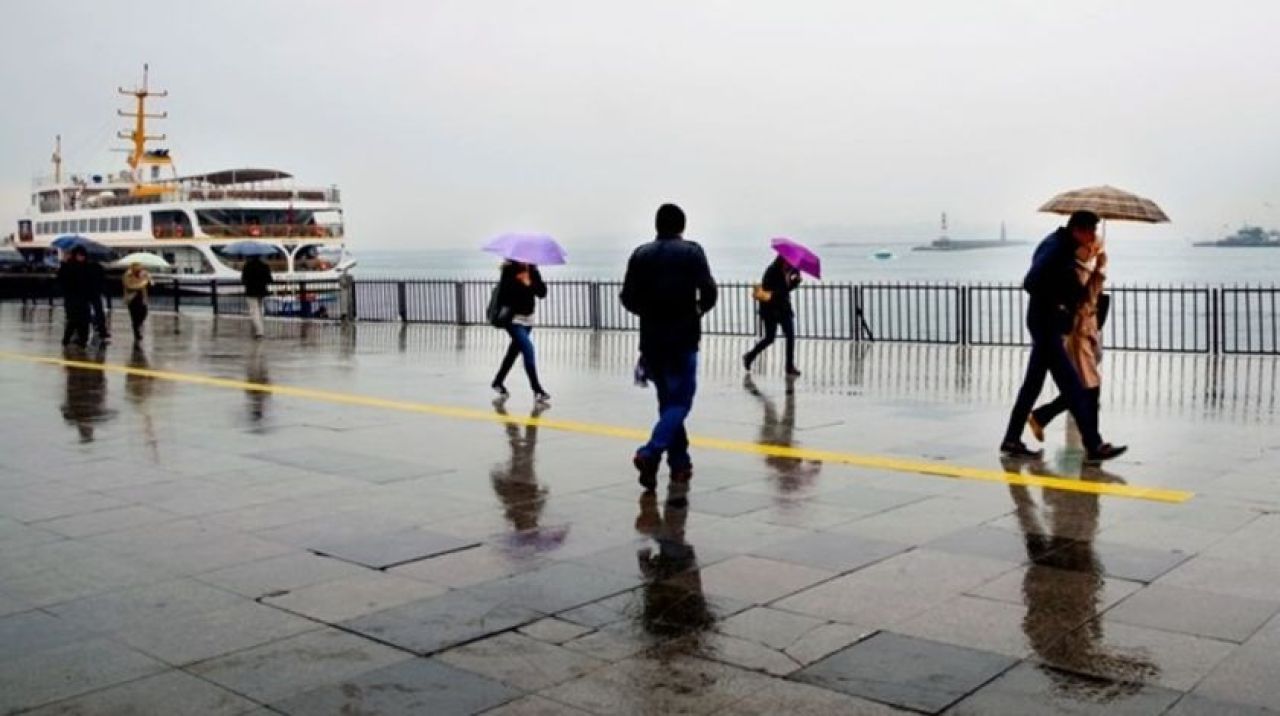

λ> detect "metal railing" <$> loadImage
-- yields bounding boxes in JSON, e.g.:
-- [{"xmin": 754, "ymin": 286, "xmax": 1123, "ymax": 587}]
[{"xmin": 4, "ymin": 276, "xmax": 1279, "ymax": 355}]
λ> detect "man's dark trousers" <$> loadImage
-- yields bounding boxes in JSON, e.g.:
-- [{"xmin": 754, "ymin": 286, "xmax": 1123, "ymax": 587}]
[{"xmin": 1003, "ymin": 322, "xmax": 1101, "ymax": 451}]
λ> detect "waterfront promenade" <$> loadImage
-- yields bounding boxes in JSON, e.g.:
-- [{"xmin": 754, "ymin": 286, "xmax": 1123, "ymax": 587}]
[{"xmin": 1, "ymin": 304, "xmax": 1279, "ymax": 714}]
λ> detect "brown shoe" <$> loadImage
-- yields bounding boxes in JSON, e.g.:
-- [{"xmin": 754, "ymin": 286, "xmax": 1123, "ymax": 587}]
[
  {"xmin": 1027, "ymin": 415, "xmax": 1045, "ymax": 443},
  {"xmin": 670, "ymin": 466, "xmax": 694, "ymax": 483}
]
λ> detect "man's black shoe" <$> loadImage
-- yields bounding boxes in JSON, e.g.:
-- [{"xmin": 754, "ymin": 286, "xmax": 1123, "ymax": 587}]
[
  {"xmin": 999, "ymin": 440, "xmax": 1043, "ymax": 459},
  {"xmin": 1085, "ymin": 443, "xmax": 1128, "ymax": 464},
  {"xmin": 633, "ymin": 452, "xmax": 659, "ymax": 491}
]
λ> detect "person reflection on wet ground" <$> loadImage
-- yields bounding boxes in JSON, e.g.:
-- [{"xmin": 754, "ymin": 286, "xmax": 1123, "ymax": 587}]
[
  {"xmin": 743, "ymin": 374, "xmax": 822, "ymax": 496},
  {"xmin": 245, "ymin": 342, "xmax": 270, "ymax": 431},
  {"xmin": 635, "ymin": 482, "xmax": 714, "ymax": 643},
  {"xmin": 59, "ymin": 344, "xmax": 115, "ymax": 443},
  {"xmin": 491, "ymin": 401, "xmax": 567, "ymax": 553},
  {"xmin": 125, "ymin": 344, "xmax": 160, "ymax": 460},
  {"xmin": 1002, "ymin": 457, "xmax": 1158, "ymax": 699}
]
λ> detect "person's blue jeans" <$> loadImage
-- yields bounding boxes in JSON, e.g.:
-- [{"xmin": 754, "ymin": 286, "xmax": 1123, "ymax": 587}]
[
  {"xmin": 495, "ymin": 324, "xmax": 545, "ymax": 394},
  {"xmin": 1004, "ymin": 323, "xmax": 1101, "ymax": 451},
  {"xmin": 638, "ymin": 350, "xmax": 698, "ymax": 470}
]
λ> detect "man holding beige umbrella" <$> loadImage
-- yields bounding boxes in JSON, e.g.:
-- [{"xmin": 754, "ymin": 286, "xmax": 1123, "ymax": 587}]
[{"xmin": 1001, "ymin": 185, "xmax": 1169, "ymax": 464}]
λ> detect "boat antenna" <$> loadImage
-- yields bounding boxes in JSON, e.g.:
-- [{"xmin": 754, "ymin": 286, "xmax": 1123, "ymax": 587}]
[{"xmin": 116, "ymin": 63, "xmax": 172, "ymax": 194}]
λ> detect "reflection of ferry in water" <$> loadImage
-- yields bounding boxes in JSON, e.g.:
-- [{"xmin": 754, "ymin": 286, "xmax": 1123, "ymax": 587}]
[
  {"xmin": 913, "ymin": 215, "xmax": 1029, "ymax": 252},
  {"xmin": 1193, "ymin": 226, "xmax": 1280, "ymax": 248},
  {"xmin": 7, "ymin": 66, "xmax": 353, "ymax": 283}
]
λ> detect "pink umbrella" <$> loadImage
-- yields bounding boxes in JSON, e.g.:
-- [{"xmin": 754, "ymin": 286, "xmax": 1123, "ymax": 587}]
[
  {"xmin": 770, "ymin": 237, "xmax": 821, "ymax": 279},
  {"xmin": 482, "ymin": 233, "xmax": 568, "ymax": 266}
]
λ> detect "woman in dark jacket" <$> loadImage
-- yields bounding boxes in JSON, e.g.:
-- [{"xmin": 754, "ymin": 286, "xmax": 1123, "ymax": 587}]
[
  {"xmin": 492, "ymin": 261, "xmax": 550, "ymax": 403},
  {"xmin": 743, "ymin": 256, "xmax": 802, "ymax": 376}
]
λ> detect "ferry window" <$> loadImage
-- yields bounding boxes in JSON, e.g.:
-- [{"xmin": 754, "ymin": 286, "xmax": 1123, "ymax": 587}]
[
  {"xmin": 150, "ymin": 210, "xmax": 193, "ymax": 239},
  {"xmin": 88, "ymin": 218, "xmax": 99, "ymax": 232},
  {"xmin": 59, "ymin": 220, "xmax": 69, "ymax": 234},
  {"xmin": 109, "ymin": 217, "xmax": 121, "ymax": 232},
  {"xmin": 132, "ymin": 216, "xmax": 142, "ymax": 231},
  {"xmin": 77, "ymin": 219, "xmax": 87, "ymax": 233}
]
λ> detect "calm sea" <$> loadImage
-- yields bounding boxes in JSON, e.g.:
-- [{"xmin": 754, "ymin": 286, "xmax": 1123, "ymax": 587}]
[{"xmin": 351, "ymin": 238, "xmax": 1280, "ymax": 286}]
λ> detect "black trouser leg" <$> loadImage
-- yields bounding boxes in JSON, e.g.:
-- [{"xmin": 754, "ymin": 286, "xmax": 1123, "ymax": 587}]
[{"xmin": 745, "ymin": 317, "xmax": 779, "ymax": 365}]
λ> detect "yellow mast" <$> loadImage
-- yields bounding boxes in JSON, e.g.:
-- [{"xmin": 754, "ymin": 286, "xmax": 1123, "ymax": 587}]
[{"xmin": 117, "ymin": 64, "xmax": 173, "ymax": 196}]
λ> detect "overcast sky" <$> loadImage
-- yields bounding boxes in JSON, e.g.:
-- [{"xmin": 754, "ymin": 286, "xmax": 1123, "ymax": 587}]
[{"xmin": 3, "ymin": 1, "xmax": 1279, "ymax": 248}]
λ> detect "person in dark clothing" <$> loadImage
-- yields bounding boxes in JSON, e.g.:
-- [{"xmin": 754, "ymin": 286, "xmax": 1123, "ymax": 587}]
[
  {"xmin": 57, "ymin": 247, "xmax": 91, "ymax": 347},
  {"xmin": 743, "ymin": 256, "xmax": 802, "ymax": 376},
  {"xmin": 491, "ymin": 261, "xmax": 550, "ymax": 403},
  {"xmin": 1001, "ymin": 211, "xmax": 1125, "ymax": 464},
  {"xmin": 240, "ymin": 256, "xmax": 273, "ymax": 339},
  {"xmin": 621, "ymin": 203, "xmax": 718, "ymax": 490},
  {"xmin": 86, "ymin": 257, "xmax": 110, "ymax": 342}
]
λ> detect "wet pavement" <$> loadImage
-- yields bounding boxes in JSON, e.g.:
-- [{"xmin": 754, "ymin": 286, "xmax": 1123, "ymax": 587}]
[{"xmin": 1, "ymin": 303, "xmax": 1279, "ymax": 714}]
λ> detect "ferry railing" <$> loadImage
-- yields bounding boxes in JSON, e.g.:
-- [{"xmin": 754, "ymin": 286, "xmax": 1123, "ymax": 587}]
[{"xmin": 4, "ymin": 276, "xmax": 1278, "ymax": 355}]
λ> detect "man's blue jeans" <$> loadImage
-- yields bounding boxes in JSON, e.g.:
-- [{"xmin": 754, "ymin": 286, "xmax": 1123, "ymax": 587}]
[
  {"xmin": 639, "ymin": 350, "xmax": 698, "ymax": 470},
  {"xmin": 1004, "ymin": 323, "xmax": 1101, "ymax": 451}
]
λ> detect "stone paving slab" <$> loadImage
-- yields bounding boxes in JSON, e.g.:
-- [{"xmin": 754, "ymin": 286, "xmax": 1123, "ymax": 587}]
[{"xmin": 2, "ymin": 307, "xmax": 1280, "ymax": 713}]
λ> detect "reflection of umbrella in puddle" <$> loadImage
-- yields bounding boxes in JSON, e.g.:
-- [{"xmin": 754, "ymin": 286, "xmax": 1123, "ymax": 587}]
[
  {"xmin": 491, "ymin": 402, "xmax": 569, "ymax": 553},
  {"xmin": 125, "ymin": 345, "xmax": 160, "ymax": 461}
]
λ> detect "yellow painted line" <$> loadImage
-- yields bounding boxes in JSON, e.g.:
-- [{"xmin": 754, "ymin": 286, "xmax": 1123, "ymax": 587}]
[{"xmin": 0, "ymin": 350, "xmax": 1194, "ymax": 504}]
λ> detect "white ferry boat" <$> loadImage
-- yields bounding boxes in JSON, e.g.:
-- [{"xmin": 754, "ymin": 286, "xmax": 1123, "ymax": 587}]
[{"xmin": 7, "ymin": 66, "xmax": 352, "ymax": 282}]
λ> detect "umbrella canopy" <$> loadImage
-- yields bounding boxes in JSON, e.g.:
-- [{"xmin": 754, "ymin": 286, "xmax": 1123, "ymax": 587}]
[
  {"xmin": 110, "ymin": 252, "xmax": 171, "ymax": 270},
  {"xmin": 1039, "ymin": 185, "xmax": 1170, "ymax": 223},
  {"xmin": 50, "ymin": 235, "xmax": 110, "ymax": 257},
  {"xmin": 770, "ymin": 237, "xmax": 821, "ymax": 279},
  {"xmin": 220, "ymin": 240, "xmax": 278, "ymax": 257},
  {"xmin": 482, "ymin": 233, "xmax": 568, "ymax": 266}
]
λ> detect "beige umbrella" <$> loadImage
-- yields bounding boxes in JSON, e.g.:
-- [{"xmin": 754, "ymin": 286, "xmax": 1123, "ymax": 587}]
[{"xmin": 1039, "ymin": 185, "xmax": 1170, "ymax": 223}]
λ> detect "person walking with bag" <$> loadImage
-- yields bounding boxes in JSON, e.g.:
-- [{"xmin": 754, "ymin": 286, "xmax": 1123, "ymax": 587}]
[
  {"xmin": 1028, "ymin": 244, "xmax": 1109, "ymax": 443},
  {"xmin": 490, "ymin": 260, "xmax": 551, "ymax": 404},
  {"xmin": 122, "ymin": 262, "xmax": 152, "ymax": 342},
  {"xmin": 743, "ymin": 255, "xmax": 802, "ymax": 376},
  {"xmin": 621, "ymin": 203, "xmax": 718, "ymax": 490}
]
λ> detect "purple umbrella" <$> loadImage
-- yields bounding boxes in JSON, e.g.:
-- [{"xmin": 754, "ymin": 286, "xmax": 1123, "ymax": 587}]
[
  {"xmin": 770, "ymin": 237, "xmax": 821, "ymax": 279},
  {"xmin": 482, "ymin": 233, "xmax": 568, "ymax": 266}
]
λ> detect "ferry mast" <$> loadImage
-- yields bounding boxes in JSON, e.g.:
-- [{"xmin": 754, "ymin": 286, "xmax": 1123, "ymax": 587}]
[{"xmin": 116, "ymin": 64, "xmax": 174, "ymax": 196}]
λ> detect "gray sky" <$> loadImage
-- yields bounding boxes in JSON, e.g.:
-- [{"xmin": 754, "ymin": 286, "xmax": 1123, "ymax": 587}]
[{"xmin": 3, "ymin": 0, "xmax": 1279, "ymax": 248}]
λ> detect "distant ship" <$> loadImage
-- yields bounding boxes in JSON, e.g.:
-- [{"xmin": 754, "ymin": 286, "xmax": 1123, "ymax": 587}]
[
  {"xmin": 913, "ymin": 215, "xmax": 1029, "ymax": 252},
  {"xmin": 1193, "ymin": 225, "xmax": 1280, "ymax": 247}
]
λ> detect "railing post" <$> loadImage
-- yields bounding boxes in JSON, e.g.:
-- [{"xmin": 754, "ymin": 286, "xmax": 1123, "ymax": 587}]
[
  {"xmin": 454, "ymin": 281, "xmax": 466, "ymax": 325},
  {"xmin": 210, "ymin": 281, "xmax": 219, "ymax": 315},
  {"xmin": 173, "ymin": 278, "xmax": 180, "ymax": 313},
  {"xmin": 396, "ymin": 281, "xmax": 407, "ymax": 323},
  {"xmin": 589, "ymin": 281, "xmax": 601, "ymax": 330},
  {"xmin": 1211, "ymin": 287, "xmax": 1220, "ymax": 355}
]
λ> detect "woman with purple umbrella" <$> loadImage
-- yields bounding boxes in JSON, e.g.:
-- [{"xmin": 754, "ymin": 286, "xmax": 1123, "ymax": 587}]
[
  {"xmin": 485, "ymin": 233, "xmax": 564, "ymax": 404},
  {"xmin": 743, "ymin": 238, "xmax": 820, "ymax": 377}
]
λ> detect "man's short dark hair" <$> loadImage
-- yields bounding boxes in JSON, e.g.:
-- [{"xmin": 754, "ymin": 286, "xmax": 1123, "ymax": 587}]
[
  {"xmin": 655, "ymin": 203, "xmax": 686, "ymax": 236},
  {"xmin": 1067, "ymin": 210, "xmax": 1100, "ymax": 230},
  {"xmin": 70, "ymin": 246, "xmax": 87, "ymax": 258}
]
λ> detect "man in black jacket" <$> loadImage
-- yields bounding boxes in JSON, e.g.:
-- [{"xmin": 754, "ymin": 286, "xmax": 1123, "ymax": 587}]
[
  {"xmin": 621, "ymin": 204, "xmax": 719, "ymax": 490},
  {"xmin": 1001, "ymin": 211, "xmax": 1125, "ymax": 463},
  {"xmin": 57, "ymin": 247, "xmax": 91, "ymax": 347},
  {"xmin": 86, "ymin": 257, "xmax": 110, "ymax": 342},
  {"xmin": 241, "ymin": 256, "xmax": 273, "ymax": 339}
]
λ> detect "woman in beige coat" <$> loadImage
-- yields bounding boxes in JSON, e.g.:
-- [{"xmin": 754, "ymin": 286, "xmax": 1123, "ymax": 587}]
[
  {"xmin": 1028, "ymin": 244, "xmax": 1106, "ymax": 442},
  {"xmin": 122, "ymin": 263, "xmax": 151, "ymax": 342}
]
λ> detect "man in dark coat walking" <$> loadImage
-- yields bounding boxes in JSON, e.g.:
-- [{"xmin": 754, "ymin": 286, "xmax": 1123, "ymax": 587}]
[
  {"xmin": 86, "ymin": 256, "xmax": 110, "ymax": 342},
  {"xmin": 241, "ymin": 255, "xmax": 273, "ymax": 339},
  {"xmin": 1001, "ymin": 210, "xmax": 1125, "ymax": 463},
  {"xmin": 621, "ymin": 204, "xmax": 719, "ymax": 490},
  {"xmin": 57, "ymin": 247, "xmax": 92, "ymax": 347}
]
